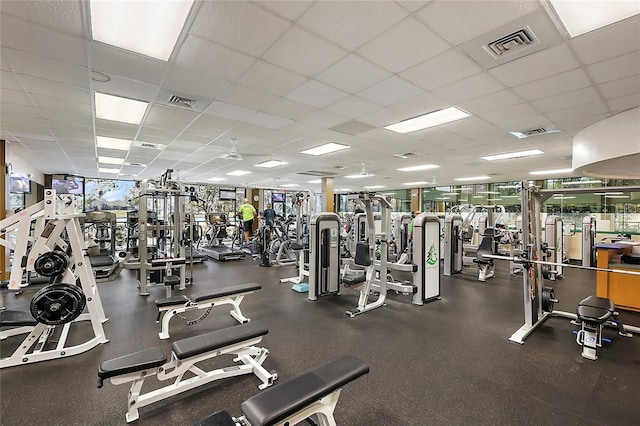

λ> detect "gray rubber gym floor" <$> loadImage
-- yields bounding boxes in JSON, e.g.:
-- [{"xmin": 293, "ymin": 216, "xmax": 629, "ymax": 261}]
[{"xmin": 2, "ymin": 258, "xmax": 639, "ymax": 426}]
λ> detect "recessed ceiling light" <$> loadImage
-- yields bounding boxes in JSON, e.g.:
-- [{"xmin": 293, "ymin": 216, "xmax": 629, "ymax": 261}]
[
  {"xmin": 255, "ymin": 160, "xmax": 289, "ymax": 168},
  {"xmin": 281, "ymin": 184, "xmax": 299, "ymax": 188},
  {"xmin": 89, "ymin": 0, "xmax": 194, "ymax": 60},
  {"xmin": 301, "ymin": 143, "xmax": 350, "ymax": 156},
  {"xmin": 363, "ymin": 185, "xmax": 385, "ymax": 189},
  {"xmin": 561, "ymin": 180, "xmax": 602, "ymax": 185},
  {"xmin": 528, "ymin": 168, "xmax": 573, "ymax": 175},
  {"xmin": 443, "ymin": 192, "xmax": 459, "ymax": 196},
  {"xmin": 553, "ymin": 195, "xmax": 576, "ymax": 200},
  {"xmin": 345, "ymin": 174, "xmax": 376, "ymax": 179},
  {"xmin": 98, "ymin": 156, "xmax": 125, "ymax": 165},
  {"xmin": 226, "ymin": 170, "xmax": 251, "ymax": 176},
  {"xmin": 472, "ymin": 195, "xmax": 485, "ymax": 199},
  {"xmin": 486, "ymin": 198, "xmax": 503, "ymax": 201},
  {"xmin": 397, "ymin": 164, "xmax": 440, "ymax": 172},
  {"xmin": 594, "ymin": 192, "xmax": 624, "ymax": 195},
  {"xmin": 435, "ymin": 197, "xmax": 451, "ymax": 200},
  {"xmin": 402, "ymin": 181, "xmax": 429, "ymax": 186},
  {"xmin": 549, "ymin": 0, "xmax": 640, "ymax": 38},
  {"xmin": 604, "ymin": 195, "xmax": 630, "ymax": 199},
  {"xmin": 481, "ymin": 149, "xmax": 543, "ymax": 161},
  {"xmin": 207, "ymin": 177, "xmax": 226, "ymax": 182},
  {"xmin": 496, "ymin": 184, "xmax": 521, "ymax": 189},
  {"xmin": 99, "ymin": 167, "xmax": 121, "ymax": 174},
  {"xmin": 502, "ymin": 195, "xmax": 521, "ymax": 198},
  {"xmin": 96, "ymin": 136, "xmax": 131, "ymax": 151},
  {"xmin": 307, "ymin": 179, "xmax": 322, "ymax": 184},
  {"xmin": 478, "ymin": 191, "xmax": 501, "ymax": 194},
  {"xmin": 384, "ymin": 107, "xmax": 470, "ymax": 134},
  {"xmin": 454, "ymin": 176, "xmax": 491, "ymax": 181},
  {"xmin": 94, "ymin": 92, "xmax": 148, "ymax": 125}
]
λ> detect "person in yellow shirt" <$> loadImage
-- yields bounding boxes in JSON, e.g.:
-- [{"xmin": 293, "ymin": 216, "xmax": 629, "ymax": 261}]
[{"xmin": 238, "ymin": 198, "xmax": 257, "ymax": 245}]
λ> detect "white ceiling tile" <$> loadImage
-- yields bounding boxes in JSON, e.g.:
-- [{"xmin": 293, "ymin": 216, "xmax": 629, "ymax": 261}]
[
  {"xmin": 433, "ymin": 73, "xmax": 505, "ymax": 104},
  {"xmin": 358, "ymin": 18, "xmax": 450, "ymax": 73},
  {"xmin": 138, "ymin": 126, "xmax": 181, "ymax": 140},
  {"xmin": 1, "ymin": 13, "xmax": 86, "ymax": 66},
  {"xmin": 202, "ymin": 100, "xmax": 257, "ymax": 121},
  {"xmin": 175, "ymin": 35, "xmax": 255, "ymax": 82},
  {"xmin": 400, "ymin": 49, "xmax": 482, "ymax": 91},
  {"xmin": 1, "ymin": 70, "xmax": 22, "ymax": 90},
  {"xmin": 398, "ymin": 1, "xmax": 432, "ymax": 12},
  {"xmin": 315, "ymin": 54, "xmax": 391, "ymax": 94},
  {"xmin": 325, "ymin": 96, "xmax": 382, "ymax": 118},
  {"xmin": 261, "ymin": 98, "xmax": 322, "ymax": 122},
  {"xmin": 218, "ymin": 85, "xmax": 279, "ymax": 111},
  {"xmin": 551, "ymin": 113, "xmax": 610, "ymax": 132},
  {"xmin": 146, "ymin": 104, "xmax": 200, "ymax": 124},
  {"xmin": 39, "ymin": 107, "xmax": 92, "ymax": 123},
  {"xmin": 445, "ymin": 117, "xmax": 508, "ymax": 142},
  {"xmin": 511, "ymin": 68, "xmax": 591, "ymax": 101},
  {"xmin": 163, "ymin": 67, "xmax": 231, "ymax": 100},
  {"xmin": 489, "ymin": 44, "xmax": 581, "ymax": 87},
  {"xmin": 92, "ymin": 75, "xmax": 159, "ymax": 103},
  {"xmin": 237, "ymin": 60, "xmax": 307, "ymax": 96},
  {"xmin": 416, "ymin": 0, "xmax": 540, "ymax": 46},
  {"xmin": 544, "ymin": 101, "xmax": 610, "ymax": 124},
  {"xmin": 90, "ymin": 43, "xmax": 167, "ymax": 85},
  {"xmin": 246, "ymin": 112, "xmax": 294, "ymax": 130},
  {"xmin": 598, "ymin": 76, "xmax": 640, "ymax": 99},
  {"xmin": 476, "ymin": 103, "xmax": 541, "ymax": 128},
  {"xmin": 285, "ymin": 80, "xmax": 349, "ymax": 108},
  {"xmin": 190, "ymin": 1, "xmax": 290, "ymax": 56},
  {"xmin": 142, "ymin": 116, "xmax": 191, "ymax": 133},
  {"xmin": 177, "ymin": 133, "xmax": 217, "ymax": 145},
  {"xmin": 496, "ymin": 114, "xmax": 555, "ymax": 133},
  {"xmin": 261, "ymin": 26, "xmax": 347, "ymax": 77},
  {"xmin": 389, "ymin": 92, "xmax": 448, "ymax": 118},
  {"xmin": 296, "ymin": 109, "xmax": 348, "ymax": 128},
  {"xmin": 586, "ymin": 51, "xmax": 640, "ymax": 84},
  {"xmin": 570, "ymin": 15, "xmax": 640, "ymax": 65},
  {"xmin": 458, "ymin": 90, "xmax": 523, "ymax": 115},
  {"xmin": 531, "ymin": 87, "xmax": 602, "ymax": 113},
  {"xmin": 358, "ymin": 107, "xmax": 407, "ymax": 127},
  {"xmin": 191, "ymin": 114, "xmax": 240, "ymax": 130},
  {"xmin": 2, "ymin": 48, "xmax": 89, "ymax": 88},
  {"xmin": 0, "ymin": 0, "xmax": 84, "ymax": 36},
  {"xmin": 358, "ymin": 76, "xmax": 424, "ymax": 106},
  {"xmin": 297, "ymin": 1, "xmax": 408, "ymax": 50},
  {"xmin": 257, "ymin": 1, "xmax": 313, "ymax": 21},
  {"xmin": 2, "ymin": 89, "xmax": 32, "ymax": 106},
  {"xmin": 607, "ymin": 93, "xmax": 640, "ymax": 113},
  {"xmin": 30, "ymin": 94, "xmax": 89, "ymax": 114},
  {"xmin": 19, "ymin": 75, "xmax": 90, "ymax": 104}
]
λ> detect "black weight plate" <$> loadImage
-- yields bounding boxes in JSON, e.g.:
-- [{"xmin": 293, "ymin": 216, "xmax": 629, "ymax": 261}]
[
  {"xmin": 30, "ymin": 283, "xmax": 86, "ymax": 325},
  {"xmin": 542, "ymin": 286, "xmax": 555, "ymax": 313},
  {"xmin": 34, "ymin": 251, "xmax": 69, "ymax": 277},
  {"xmin": 541, "ymin": 264, "xmax": 551, "ymax": 280}
]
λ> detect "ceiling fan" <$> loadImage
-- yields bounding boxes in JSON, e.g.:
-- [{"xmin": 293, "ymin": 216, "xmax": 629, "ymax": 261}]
[
  {"xmin": 219, "ymin": 138, "xmax": 244, "ymax": 161},
  {"xmin": 359, "ymin": 162, "xmax": 373, "ymax": 177}
]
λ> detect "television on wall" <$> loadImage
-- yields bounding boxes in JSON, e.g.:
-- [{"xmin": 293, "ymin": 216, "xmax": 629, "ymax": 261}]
[
  {"xmin": 272, "ymin": 192, "xmax": 286, "ymax": 203},
  {"xmin": 219, "ymin": 189, "xmax": 236, "ymax": 201},
  {"xmin": 10, "ymin": 176, "xmax": 31, "ymax": 194},
  {"xmin": 52, "ymin": 178, "xmax": 84, "ymax": 195}
]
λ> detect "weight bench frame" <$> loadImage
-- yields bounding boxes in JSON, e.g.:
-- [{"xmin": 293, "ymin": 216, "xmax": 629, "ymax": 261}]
[
  {"xmin": 99, "ymin": 322, "xmax": 277, "ymax": 423},
  {"xmin": 156, "ymin": 283, "xmax": 261, "ymax": 339}
]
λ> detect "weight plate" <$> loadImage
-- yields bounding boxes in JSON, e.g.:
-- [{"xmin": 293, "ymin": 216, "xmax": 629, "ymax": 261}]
[
  {"xmin": 30, "ymin": 283, "xmax": 86, "ymax": 326},
  {"xmin": 541, "ymin": 264, "xmax": 551, "ymax": 280},
  {"xmin": 34, "ymin": 251, "xmax": 69, "ymax": 277},
  {"xmin": 542, "ymin": 286, "xmax": 555, "ymax": 313}
]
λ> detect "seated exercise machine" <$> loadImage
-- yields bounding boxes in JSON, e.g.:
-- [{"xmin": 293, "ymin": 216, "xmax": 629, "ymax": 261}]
[
  {"xmin": 0, "ymin": 190, "xmax": 108, "ymax": 368},
  {"xmin": 155, "ymin": 282, "xmax": 261, "ymax": 339},
  {"xmin": 97, "ymin": 321, "xmax": 278, "ymax": 423},
  {"xmin": 194, "ymin": 355, "xmax": 369, "ymax": 426},
  {"xmin": 574, "ymin": 295, "xmax": 632, "ymax": 360},
  {"xmin": 473, "ymin": 227, "xmax": 497, "ymax": 282},
  {"xmin": 83, "ymin": 211, "xmax": 123, "ymax": 282}
]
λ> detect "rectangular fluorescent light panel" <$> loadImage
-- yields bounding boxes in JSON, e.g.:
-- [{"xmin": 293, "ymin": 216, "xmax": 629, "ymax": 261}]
[
  {"xmin": 98, "ymin": 156, "xmax": 125, "ymax": 165},
  {"xmin": 364, "ymin": 185, "xmax": 385, "ymax": 189},
  {"xmin": 403, "ymin": 181, "xmax": 429, "ymax": 186},
  {"xmin": 549, "ymin": 0, "xmax": 640, "ymax": 38},
  {"xmin": 529, "ymin": 168, "xmax": 573, "ymax": 175},
  {"xmin": 301, "ymin": 143, "xmax": 349, "ymax": 156},
  {"xmin": 281, "ymin": 184, "xmax": 299, "ymax": 188},
  {"xmin": 384, "ymin": 107, "xmax": 470, "ymax": 134},
  {"xmin": 308, "ymin": 179, "xmax": 322, "ymax": 184},
  {"xmin": 397, "ymin": 164, "xmax": 440, "ymax": 172},
  {"xmin": 255, "ymin": 160, "xmax": 289, "ymax": 168},
  {"xmin": 605, "ymin": 195, "xmax": 630, "ymax": 199},
  {"xmin": 90, "ymin": 0, "xmax": 194, "ymax": 61},
  {"xmin": 345, "ymin": 174, "xmax": 375, "ymax": 179},
  {"xmin": 497, "ymin": 184, "xmax": 521, "ymax": 189},
  {"xmin": 95, "ymin": 92, "xmax": 148, "ymax": 125},
  {"xmin": 561, "ymin": 180, "xmax": 602, "ymax": 185},
  {"xmin": 455, "ymin": 176, "xmax": 491, "ymax": 181},
  {"xmin": 207, "ymin": 177, "xmax": 226, "ymax": 182},
  {"xmin": 96, "ymin": 136, "xmax": 131, "ymax": 151},
  {"xmin": 481, "ymin": 149, "xmax": 543, "ymax": 161},
  {"xmin": 226, "ymin": 170, "xmax": 251, "ymax": 176},
  {"xmin": 99, "ymin": 167, "xmax": 121, "ymax": 174}
]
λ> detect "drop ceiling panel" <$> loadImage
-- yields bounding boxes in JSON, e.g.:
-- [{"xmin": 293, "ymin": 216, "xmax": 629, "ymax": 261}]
[
  {"xmin": 433, "ymin": 73, "xmax": 505, "ymax": 104},
  {"xmin": 598, "ymin": 76, "xmax": 640, "ymax": 99},
  {"xmin": 203, "ymin": 100, "xmax": 257, "ymax": 122},
  {"xmin": 285, "ymin": 80, "xmax": 349, "ymax": 108},
  {"xmin": 261, "ymin": 26, "xmax": 347, "ymax": 77},
  {"xmin": 245, "ymin": 112, "xmax": 294, "ymax": 129},
  {"xmin": 218, "ymin": 85, "xmax": 279, "ymax": 111},
  {"xmin": 325, "ymin": 96, "xmax": 382, "ymax": 119},
  {"xmin": 459, "ymin": 90, "xmax": 523, "ymax": 116},
  {"xmin": 358, "ymin": 76, "xmax": 423, "ymax": 106},
  {"xmin": 146, "ymin": 104, "xmax": 200, "ymax": 123},
  {"xmin": 261, "ymin": 98, "xmax": 322, "ymax": 122},
  {"xmin": 475, "ymin": 102, "xmax": 540, "ymax": 128},
  {"xmin": 90, "ymin": 43, "xmax": 168, "ymax": 87},
  {"xmin": 607, "ymin": 93, "xmax": 640, "ymax": 113},
  {"xmin": 400, "ymin": 49, "xmax": 482, "ymax": 91},
  {"xmin": 531, "ymin": 87, "xmax": 602, "ymax": 113},
  {"xmin": 586, "ymin": 51, "xmax": 640, "ymax": 84},
  {"xmin": 1, "ymin": 0, "xmax": 84, "ymax": 36},
  {"xmin": 237, "ymin": 60, "xmax": 307, "ymax": 96},
  {"xmin": 570, "ymin": 16, "xmax": 640, "ymax": 65},
  {"xmin": 286, "ymin": 109, "xmax": 347, "ymax": 129},
  {"xmin": 358, "ymin": 107, "xmax": 407, "ymax": 127},
  {"xmin": 544, "ymin": 101, "xmax": 609, "ymax": 124},
  {"xmin": 190, "ymin": 114, "xmax": 241, "ymax": 131},
  {"xmin": 494, "ymin": 114, "xmax": 554, "ymax": 133},
  {"xmin": 190, "ymin": 1, "xmax": 289, "ymax": 56},
  {"xmin": 162, "ymin": 67, "xmax": 231, "ymax": 100},
  {"xmin": 2, "ymin": 89, "xmax": 33, "ymax": 106},
  {"xmin": 2, "ymin": 48, "xmax": 89, "ymax": 88},
  {"xmin": 511, "ymin": 68, "xmax": 592, "ymax": 102},
  {"xmin": 297, "ymin": 1, "xmax": 408, "ymax": 51},
  {"xmin": 357, "ymin": 18, "xmax": 450, "ymax": 74},
  {"xmin": 1, "ymin": 70, "xmax": 21, "ymax": 90},
  {"xmin": 30, "ymin": 94, "xmax": 89, "ymax": 114},
  {"xmin": 315, "ymin": 54, "xmax": 391, "ymax": 94},
  {"xmin": 258, "ymin": 1, "xmax": 312, "ymax": 21},
  {"xmin": 19, "ymin": 75, "xmax": 90, "ymax": 104}
]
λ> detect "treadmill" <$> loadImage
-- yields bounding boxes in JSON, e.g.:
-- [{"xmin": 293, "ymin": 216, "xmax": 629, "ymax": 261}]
[{"xmin": 200, "ymin": 213, "xmax": 245, "ymax": 261}]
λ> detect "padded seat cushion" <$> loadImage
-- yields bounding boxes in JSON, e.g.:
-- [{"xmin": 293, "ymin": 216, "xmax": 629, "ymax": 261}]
[
  {"xmin": 578, "ymin": 295, "xmax": 614, "ymax": 312},
  {"xmin": 0, "ymin": 309, "xmax": 38, "ymax": 327},
  {"xmin": 577, "ymin": 305, "xmax": 612, "ymax": 323},
  {"xmin": 155, "ymin": 294, "xmax": 190, "ymax": 307},
  {"xmin": 193, "ymin": 410, "xmax": 236, "ymax": 426},
  {"xmin": 241, "ymin": 355, "xmax": 369, "ymax": 426},
  {"xmin": 342, "ymin": 275, "xmax": 366, "ymax": 286},
  {"xmin": 289, "ymin": 242, "xmax": 304, "ymax": 251},
  {"xmin": 89, "ymin": 255, "xmax": 116, "ymax": 267},
  {"xmin": 172, "ymin": 321, "xmax": 268, "ymax": 360},
  {"xmin": 98, "ymin": 347, "xmax": 167, "ymax": 380},
  {"xmin": 192, "ymin": 283, "xmax": 261, "ymax": 303},
  {"xmin": 164, "ymin": 275, "xmax": 181, "ymax": 286}
]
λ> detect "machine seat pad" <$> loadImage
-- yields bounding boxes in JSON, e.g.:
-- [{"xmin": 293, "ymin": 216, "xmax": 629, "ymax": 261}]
[
  {"xmin": 172, "ymin": 321, "xmax": 268, "ymax": 360},
  {"xmin": 89, "ymin": 255, "xmax": 116, "ymax": 267},
  {"xmin": 155, "ymin": 294, "xmax": 190, "ymax": 308},
  {"xmin": 0, "ymin": 309, "xmax": 39, "ymax": 327},
  {"xmin": 577, "ymin": 305, "xmax": 612, "ymax": 323},
  {"xmin": 98, "ymin": 347, "xmax": 167, "ymax": 380},
  {"xmin": 164, "ymin": 275, "xmax": 181, "ymax": 286},
  {"xmin": 192, "ymin": 283, "xmax": 261, "ymax": 303},
  {"xmin": 342, "ymin": 275, "xmax": 366, "ymax": 286},
  {"xmin": 578, "ymin": 295, "xmax": 614, "ymax": 312},
  {"xmin": 241, "ymin": 355, "xmax": 369, "ymax": 426},
  {"xmin": 193, "ymin": 410, "xmax": 236, "ymax": 426},
  {"xmin": 289, "ymin": 242, "xmax": 305, "ymax": 251}
]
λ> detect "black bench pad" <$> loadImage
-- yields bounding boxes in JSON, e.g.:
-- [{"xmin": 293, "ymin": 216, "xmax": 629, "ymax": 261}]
[
  {"xmin": 98, "ymin": 347, "xmax": 167, "ymax": 381},
  {"xmin": 164, "ymin": 275, "xmax": 181, "ymax": 286},
  {"xmin": 0, "ymin": 310, "xmax": 38, "ymax": 327},
  {"xmin": 193, "ymin": 410, "xmax": 236, "ymax": 426},
  {"xmin": 577, "ymin": 305, "xmax": 612, "ymax": 323},
  {"xmin": 193, "ymin": 283, "xmax": 261, "ymax": 303},
  {"xmin": 241, "ymin": 355, "xmax": 369, "ymax": 426},
  {"xmin": 172, "ymin": 321, "xmax": 268, "ymax": 360},
  {"xmin": 579, "ymin": 295, "xmax": 614, "ymax": 311},
  {"xmin": 156, "ymin": 294, "xmax": 190, "ymax": 307},
  {"xmin": 342, "ymin": 275, "xmax": 366, "ymax": 286},
  {"xmin": 90, "ymin": 255, "xmax": 116, "ymax": 267}
]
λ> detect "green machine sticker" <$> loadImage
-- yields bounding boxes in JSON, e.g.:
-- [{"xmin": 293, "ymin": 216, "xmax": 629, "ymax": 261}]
[{"xmin": 427, "ymin": 243, "xmax": 438, "ymax": 267}]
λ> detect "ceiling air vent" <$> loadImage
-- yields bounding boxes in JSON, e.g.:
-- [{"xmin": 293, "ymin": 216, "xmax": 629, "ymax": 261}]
[
  {"xmin": 133, "ymin": 141, "xmax": 164, "ymax": 150},
  {"xmin": 167, "ymin": 95, "xmax": 195, "ymax": 109},
  {"xmin": 296, "ymin": 170, "xmax": 338, "ymax": 177},
  {"xmin": 485, "ymin": 27, "xmax": 538, "ymax": 59},
  {"xmin": 510, "ymin": 127, "xmax": 561, "ymax": 139},
  {"xmin": 392, "ymin": 152, "xmax": 424, "ymax": 159}
]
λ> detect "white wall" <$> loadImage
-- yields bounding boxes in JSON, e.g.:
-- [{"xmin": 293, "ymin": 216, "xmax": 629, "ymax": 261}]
[{"xmin": 5, "ymin": 141, "xmax": 45, "ymax": 185}]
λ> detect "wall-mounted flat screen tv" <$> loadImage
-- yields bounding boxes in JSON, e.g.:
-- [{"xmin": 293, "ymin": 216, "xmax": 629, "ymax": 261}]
[
  {"xmin": 10, "ymin": 176, "xmax": 31, "ymax": 193},
  {"xmin": 219, "ymin": 189, "xmax": 237, "ymax": 200},
  {"xmin": 272, "ymin": 192, "xmax": 286, "ymax": 202},
  {"xmin": 52, "ymin": 178, "xmax": 83, "ymax": 195}
]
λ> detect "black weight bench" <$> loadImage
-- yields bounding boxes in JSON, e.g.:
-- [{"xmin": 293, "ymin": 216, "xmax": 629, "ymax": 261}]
[
  {"xmin": 195, "ymin": 355, "xmax": 369, "ymax": 426},
  {"xmin": 155, "ymin": 282, "xmax": 261, "ymax": 339},
  {"xmin": 575, "ymin": 295, "xmax": 631, "ymax": 360},
  {"xmin": 0, "ymin": 309, "xmax": 39, "ymax": 341},
  {"xmin": 341, "ymin": 274, "xmax": 366, "ymax": 287},
  {"xmin": 98, "ymin": 321, "xmax": 277, "ymax": 423}
]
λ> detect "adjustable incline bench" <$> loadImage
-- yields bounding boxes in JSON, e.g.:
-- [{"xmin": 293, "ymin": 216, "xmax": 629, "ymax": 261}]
[
  {"xmin": 155, "ymin": 282, "xmax": 261, "ymax": 339},
  {"xmin": 98, "ymin": 321, "xmax": 278, "ymax": 422},
  {"xmin": 195, "ymin": 355, "xmax": 369, "ymax": 426},
  {"xmin": 575, "ymin": 295, "xmax": 633, "ymax": 360}
]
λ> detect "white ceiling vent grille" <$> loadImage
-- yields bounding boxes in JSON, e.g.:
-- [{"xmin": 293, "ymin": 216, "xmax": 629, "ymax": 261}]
[
  {"xmin": 297, "ymin": 170, "xmax": 338, "ymax": 177},
  {"xmin": 510, "ymin": 127, "xmax": 561, "ymax": 139},
  {"xmin": 133, "ymin": 141, "xmax": 164, "ymax": 150},
  {"xmin": 167, "ymin": 95, "xmax": 195, "ymax": 109},
  {"xmin": 484, "ymin": 26, "xmax": 539, "ymax": 59},
  {"xmin": 392, "ymin": 152, "xmax": 425, "ymax": 159}
]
